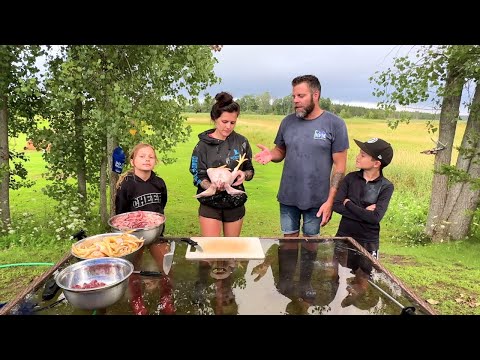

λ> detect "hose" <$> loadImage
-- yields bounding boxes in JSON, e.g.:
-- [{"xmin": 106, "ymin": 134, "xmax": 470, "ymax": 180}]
[
  {"xmin": 0, "ymin": 262, "xmax": 54, "ymax": 269},
  {"xmin": 0, "ymin": 263, "xmax": 55, "ymax": 310}
]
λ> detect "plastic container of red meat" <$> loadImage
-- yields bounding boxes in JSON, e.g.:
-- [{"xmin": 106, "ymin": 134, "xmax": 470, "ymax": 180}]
[{"xmin": 108, "ymin": 210, "xmax": 166, "ymax": 246}]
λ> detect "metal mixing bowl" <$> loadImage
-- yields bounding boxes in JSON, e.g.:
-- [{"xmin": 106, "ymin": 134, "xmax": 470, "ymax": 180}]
[
  {"xmin": 71, "ymin": 232, "xmax": 144, "ymax": 263},
  {"xmin": 108, "ymin": 211, "xmax": 166, "ymax": 246},
  {"xmin": 55, "ymin": 257, "xmax": 134, "ymax": 310}
]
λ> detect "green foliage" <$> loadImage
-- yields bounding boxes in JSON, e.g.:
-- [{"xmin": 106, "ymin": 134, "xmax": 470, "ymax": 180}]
[
  {"xmin": 0, "ymin": 45, "xmax": 45, "ymax": 125},
  {"xmin": 0, "ymin": 46, "xmax": 45, "ymax": 192},
  {"xmin": 371, "ymin": 45, "xmax": 480, "ymax": 113},
  {"xmin": 339, "ymin": 109, "xmax": 351, "ymax": 119},
  {"xmin": 27, "ymin": 45, "xmax": 220, "ymax": 222},
  {"xmin": 4, "ymin": 150, "xmax": 34, "ymax": 190},
  {"xmin": 383, "ymin": 191, "xmax": 431, "ymax": 246},
  {"xmin": 237, "ymin": 94, "xmax": 259, "ymax": 113},
  {"xmin": 438, "ymin": 164, "xmax": 480, "ymax": 190},
  {"xmin": 271, "ymin": 95, "xmax": 292, "ymax": 115}
]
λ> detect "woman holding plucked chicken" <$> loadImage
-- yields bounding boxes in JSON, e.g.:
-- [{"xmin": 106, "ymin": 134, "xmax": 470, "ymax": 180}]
[{"xmin": 189, "ymin": 92, "xmax": 255, "ymax": 237}]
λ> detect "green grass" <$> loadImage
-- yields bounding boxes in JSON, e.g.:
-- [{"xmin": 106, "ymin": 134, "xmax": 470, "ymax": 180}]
[
  {"xmin": 2, "ymin": 113, "xmax": 478, "ymax": 314},
  {"xmin": 381, "ymin": 241, "xmax": 480, "ymax": 315}
]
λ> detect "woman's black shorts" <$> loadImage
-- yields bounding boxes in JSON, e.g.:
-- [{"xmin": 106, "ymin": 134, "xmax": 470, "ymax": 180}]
[{"xmin": 199, "ymin": 204, "xmax": 245, "ymax": 222}]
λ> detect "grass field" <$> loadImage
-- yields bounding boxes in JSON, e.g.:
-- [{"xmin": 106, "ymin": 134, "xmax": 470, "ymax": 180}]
[{"xmin": 2, "ymin": 113, "xmax": 479, "ymax": 315}]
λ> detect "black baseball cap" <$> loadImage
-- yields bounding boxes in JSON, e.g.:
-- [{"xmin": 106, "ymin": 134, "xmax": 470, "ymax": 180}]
[{"xmin": 354, "ymin": 138, "xmax": 393, "ymax": 167}]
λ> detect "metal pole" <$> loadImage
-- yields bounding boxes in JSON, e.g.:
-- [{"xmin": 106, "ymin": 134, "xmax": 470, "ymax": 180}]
[{"xmin": 368, "ymin": 279, "xmax": 406, "ymax": 310}]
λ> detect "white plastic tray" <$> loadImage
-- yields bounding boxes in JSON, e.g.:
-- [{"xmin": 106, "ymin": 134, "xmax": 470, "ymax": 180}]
[{"xmin": 185, "ymin": 237, "xmax": 265, "ymax": 260}]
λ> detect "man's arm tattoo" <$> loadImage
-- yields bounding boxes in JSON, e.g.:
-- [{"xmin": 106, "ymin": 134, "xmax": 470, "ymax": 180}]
[{"xmin": 331, "ymin": 172, "xmax": 345, "ymax": 189}]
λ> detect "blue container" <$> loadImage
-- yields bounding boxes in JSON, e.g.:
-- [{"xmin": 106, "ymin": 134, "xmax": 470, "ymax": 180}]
[{"xmin": 112, "ymin": 146, "xmax": 126, "ymax": 174}]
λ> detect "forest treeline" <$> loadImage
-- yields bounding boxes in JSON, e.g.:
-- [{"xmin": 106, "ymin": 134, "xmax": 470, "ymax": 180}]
[{"xmin": 184, "ymin": 92, "xmax": 444, "ymax": 120}]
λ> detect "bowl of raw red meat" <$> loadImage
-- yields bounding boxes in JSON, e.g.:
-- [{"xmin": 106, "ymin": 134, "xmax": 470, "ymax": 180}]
[
  {"xmin": 55, "ymin": 257, "xmax": 134, "ymax": 310},
  {"xmin": 108, "ymin": 210, "xmax": 166, "ymax": 246}
]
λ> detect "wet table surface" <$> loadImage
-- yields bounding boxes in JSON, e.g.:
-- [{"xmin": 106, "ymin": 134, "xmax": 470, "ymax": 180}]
[{"xmin": 3, "ymin": 237, "xmax": 435, "ymax": 315}]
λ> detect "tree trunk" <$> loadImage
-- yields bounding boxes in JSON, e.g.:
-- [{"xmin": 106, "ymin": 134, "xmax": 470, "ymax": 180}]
[
  {"xmin": 448, "ymin": 180, "xmax": 480, "ymax": 240},
  {"xmin": 432, "ymin": 82, "xmax": 480, "ymax": 241},
  {"xmin": 107, "ymin": 135, "xmax": 118, "ymax": 218},
  {"xmin": 74, "ymin": 99, "xmax": 87, "ymax": 202},
  {"xmin": 0, "ymin": 95, "xmax": 10, "ymax": 231},
  {"xmin": 425, "ymin": 67, "xmax": 464, "ymax": 239},
  {"xmin": 99, "ymin": 137, "xmax": 108, "ymax": 225}
]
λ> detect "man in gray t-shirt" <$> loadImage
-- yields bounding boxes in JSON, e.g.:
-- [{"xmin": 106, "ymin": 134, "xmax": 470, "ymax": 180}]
[
  {"xmin": 254, "ymin": 75, "xmax": 349, "ymax": 237},
  {"xmin": 254, "ymin": 75, "xmax": 349, "ymax": 301}
]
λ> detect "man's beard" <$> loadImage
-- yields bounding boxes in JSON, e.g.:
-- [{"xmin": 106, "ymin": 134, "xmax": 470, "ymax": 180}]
[{"xmin": 295, "ymin": 98, "xmax": 315, "ymax": 118}]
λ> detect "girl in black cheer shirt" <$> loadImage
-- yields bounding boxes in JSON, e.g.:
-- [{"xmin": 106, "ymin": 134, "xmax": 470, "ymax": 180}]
[{"xmin": 115, "ymin": 143, "xmax": 174, "ymax": 315}]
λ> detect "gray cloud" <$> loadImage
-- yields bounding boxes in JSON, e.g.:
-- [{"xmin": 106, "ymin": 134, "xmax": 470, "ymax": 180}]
[
  {"xmin": 207, "ymin": 45, "xmax": 410, "ymax": 103},
  {"xmin": 204, "ymin": 45, "xmax": 470, "ymax": 115}
]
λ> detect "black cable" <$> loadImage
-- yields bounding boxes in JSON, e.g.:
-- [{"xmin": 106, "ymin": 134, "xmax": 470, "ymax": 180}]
[{"xmin": 33, "ymin": 298, "xmax": 66, "ymax": 313}]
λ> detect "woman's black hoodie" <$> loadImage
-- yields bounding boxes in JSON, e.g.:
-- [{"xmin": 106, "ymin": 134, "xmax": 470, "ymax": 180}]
[{"xmin": 189, "ymin": 129, "xmax": 255, "ymax": 209}]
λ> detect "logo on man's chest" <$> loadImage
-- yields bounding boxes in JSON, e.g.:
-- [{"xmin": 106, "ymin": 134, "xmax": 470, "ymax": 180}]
[{"xmin": 314, "ymin": 130, "xmax": 327, "ymax": 140}]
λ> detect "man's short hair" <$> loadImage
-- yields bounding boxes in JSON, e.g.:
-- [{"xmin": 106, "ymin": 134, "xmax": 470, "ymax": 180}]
[{"xmin": 292, "ymin": 75, "xmax": 321, "ymax": 94}]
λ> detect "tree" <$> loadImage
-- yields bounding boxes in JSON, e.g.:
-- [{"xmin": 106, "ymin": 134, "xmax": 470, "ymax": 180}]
[
  {"xmin": 320, "ymin": 97, "xmax": 332, "ymax": 111},
  {"xmin": 201, "ymin": 92, "xmax": 214, "ymax": 113},
  {"xmin": 371, "ymin": 45, "xmax": 480, "ymax": 242},
  {"xmin": 237, "ymin": 94, "xmax": 258, "ymax": 113},
  {"xmin": 0, "ymin": 45, "xmax": 43, "ymax": 231},
  {"xmin": 256, "ymin": 92, "xmax": 272, "ymax": 114},
  {"xmin": 339, "ymin": 109, "xmax": 351, "ymax": 119},
  {"xmin": 35, "ymin": 45, "xmax": 219, "ymax": 236}
]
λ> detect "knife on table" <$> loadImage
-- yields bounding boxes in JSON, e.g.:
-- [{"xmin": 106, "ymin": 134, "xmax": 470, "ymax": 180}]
[
  {"xmin": 162, "ymin": 240, "xmax": 176, "ymax": 275},
  {"xmin": 180, "ymin": 238, "xmax": 204, "ymax": 252}
]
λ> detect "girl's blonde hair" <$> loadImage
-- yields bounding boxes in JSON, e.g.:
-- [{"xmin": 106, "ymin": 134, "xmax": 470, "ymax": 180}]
[{"xmin": 115, "ymin": 143, "xmax": 158, "ymax": 189}]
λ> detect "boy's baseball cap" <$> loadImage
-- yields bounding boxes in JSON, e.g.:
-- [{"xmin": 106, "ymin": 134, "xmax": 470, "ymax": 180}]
[{"xmin": 354, "ymin": 138, "xmax": 393, "ymax": 167}]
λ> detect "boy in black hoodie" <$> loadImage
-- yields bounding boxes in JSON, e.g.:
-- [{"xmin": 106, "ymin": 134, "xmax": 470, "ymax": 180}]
[{"xmin": 332, "ymin": 138, "xmax": 394, "ymax": 303}]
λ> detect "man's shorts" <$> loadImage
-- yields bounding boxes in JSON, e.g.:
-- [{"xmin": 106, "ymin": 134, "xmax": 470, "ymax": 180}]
[
  {"xmin": 199, "ymin": 204, "xmax": 245, "ymax": 222},
  {"xmin": 280, "ymin": 203, "xmax": 321, "ymax": 236}
]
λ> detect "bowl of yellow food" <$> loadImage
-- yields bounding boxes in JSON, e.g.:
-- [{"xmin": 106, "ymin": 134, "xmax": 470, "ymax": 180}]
[{"xmin": 71, "ymin": 232, "xmax": 144, "ymax": 263}]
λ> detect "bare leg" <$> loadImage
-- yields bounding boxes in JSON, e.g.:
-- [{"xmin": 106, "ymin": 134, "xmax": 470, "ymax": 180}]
[
  {"xmin": 199, "ymin": 216, "xmax": 223, "ymax": 236},
  {"xmin": 223, "ymin": 218, "xmax": 244, "ymax": 237}
]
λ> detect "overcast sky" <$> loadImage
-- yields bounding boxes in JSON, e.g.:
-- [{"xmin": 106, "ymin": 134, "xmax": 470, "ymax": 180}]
[{"xmin": 205, "ymin": 45, "xmax": 468, "ymax": 115}]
